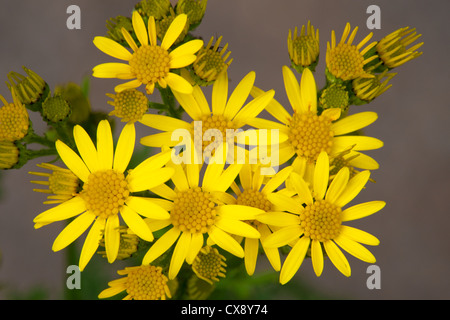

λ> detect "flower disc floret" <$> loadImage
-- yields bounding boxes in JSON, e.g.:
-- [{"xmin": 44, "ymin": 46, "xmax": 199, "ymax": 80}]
[
  {"xmin": 300, "ymin": 199, "xmax": 342, "ymax": 242},
  {"xmin": 0, "ymin": 96, "xmax": 29, "ymax": 141},
  {"xmin": 124, "ymin": 265, "xmax": 170, "ymax": 300},
  {"xmin": 129, "ymin": 45, "xmax": 171, "ymax": 86},
  {"xmin": 192, "ymin": 246, "xmax": 226, "ymax": 284},
  {"xmin": 107, "ymin": 88, "xmax": 148, "ymax": 123},
  {"xmin": 237, "ymin": 189, "xmax": 272, "ymax": 212},
  {"xmin": 81, "ymin": 169, "xmax": 130, "ymax": 219}
]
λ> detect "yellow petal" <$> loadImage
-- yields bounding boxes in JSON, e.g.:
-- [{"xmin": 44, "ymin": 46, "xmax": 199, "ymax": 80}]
[
  {"xmin": 140, "ymin": 132, "xmax": 181, "ymax": 148},
  {"xmin": 121, "ymin": 28, "xmax": 138, "ymax": 52},
  {"xmin": 335, "ymin": 170, "xmax": 371, "ymax": 207},
  {"xmin": 186, "ymin": 232, "xmax": 204, "ymax": 264},
  {"xmin": 127, "ymin": 149, "xmax": 172, "ymax": 180},
  {"xmin": 208, "ymin": 226, "xmax": 244, "ymax": 258},
  {"xmin": 279, "ymin": 237, "xmax": 310, "ymax": 285},
  {"xmin": 55, "ymin": 140, "xmax": 90, "ymax": 182},
  {"xmin": 340, "ymin": 225, "xmax": 380, "ymax": 246},
  {"xmin": 113, "ymin": 123, "xmax": 135, "ymax": 173},
  {"xmin": 267, "ymin": 193, "xmax": 302, "ymax": 214},
  {"xmin": 142, "ymin": 227, "xmax": 180, "ymax": 264},
  {"xmin": 244, "ymin": 237, "xmax": 259, "ymax": 276},
  {"xmin": 289, "ymin": 172, "xmax": 313, "ymax": 205},
  {"xmin": 282, "ymin": 66, "xmax": 303, "ymax": 113},
  {"xmin": 92, "ymin": 63, "xmax": 132, "ymax": 78},
  {"xmin": 166, "ymin": 72, "xmax": 193, "ymax": 94},
  {"xmin": 120, "ymin": 206, "xmax": 154, "ymax": 242},
  {"xmin": 169, "ymin": 231, "xmax": 191, "ymax": 279},
  {"xmin": 216, "ymin": 217, "xmax": 260, "ymax": 238},
  {"xmin": 335, "ymin": 234, "xmax": 376, "ymax": 263},
  {"xmin": 139, "ymin": 114, "xmax": 191, "ymax": 132},
  {"xmin": 161, "ymin": 14, "xmax": 188, "ymax": 50},
  {"xmin": 223, "ymin": 71, "xmax": 255, "ymax": 120},
  {"xmin": 325, "ymin": 167, "xmax": 349, "ymax": 203},
  {"xmin": 263, "ymin": 225, "xmax": 302, "ymax": 248},
  {"xmin": 323, "ymin": 240, "xmax": 351, "ymax": 277},
  {"xmin": 128, "ymin": 167, "xmax": 174, "ymax": 193},
  {"xmin": 332, "ymin": 136, "xmax": 384, "ymax": 152},
  {"xmin": 93, "ymin": 36, "xmax": 132, "ymax": 61},
  {"xmin": 98, "ymin": 285, "xmax": 126, "ymax": 299},
  {"xmin": 313, "ymin": 151, "xmax": 329, "ymax": 200},
  {"xmin": 212, "ymin": 71, "xmax": 228, "ymax": 116},
  {"xmin": 300, "ymin": 68, "xmax": 317, "ymax": 113},
  {"xmin": 341, "ymin": 200, "xmax": 386, "ymax": 222},
  {"xmin": 33, "ymin": 196, "xmax": 86, "ymax": 224},
  {"xmin": 125, "ymin": 196, "xmax": 170, "ymax": 220},
  {"xmin": 132, "ymin": 11, "xmax": 148, "ymax": 46},
  {"xmin": 170, "ymin": 39, "xmax": 204, "ymax": 59},
  {"xmin": 233, "ymin": 89, "xmax": 275, "ymax": 126},
  {"xmin": 251, "ymin": 86, "xmax": 292, "ymax": 125},
  {"xmin": 73, "ymin": 125, "xmax": 99, "ymax": 173},
  {"xmin": 96, "ymin": 120, "xmax": 114, "ymax": 170},
  {"xmin": 79, "ymin": 217, "xmax": 106, "ymax": 271},
  {"xmin": 311, "ymin": 239, "xmax": 324, "ymax": 277},
  {"xmin": 331, "ymin": 111, "xmax": 378, "ymax": 136},
  {"xmin": 217, "ymin": 205, "xmax": 264, "ymax": 221},
  {"xmin": 105, "ymin": 214, "xmax": 120, "ymax": 263},
  {"xmin": 52, "ymin": 211, "xmax": 96, "ymax": 252}
]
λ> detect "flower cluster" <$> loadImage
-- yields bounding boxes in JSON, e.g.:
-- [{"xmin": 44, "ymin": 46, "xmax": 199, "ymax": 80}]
[{"xmin": 0, "ymin": 0, "xmax": 423, "ymax": 300}]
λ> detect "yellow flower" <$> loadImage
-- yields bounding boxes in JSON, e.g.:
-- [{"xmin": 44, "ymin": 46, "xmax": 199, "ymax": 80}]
[
  {"xmin": 98, "ymin": 264, "xmax": 171, "ymax": 300},
  {"xmin": 33, "ymin": 120, "xmax": 174, "ymax": 270},
  {"xmin": 139, "ymin": 70, "xmax": 274, "ymax": 165},
  {"xmin": 0, "ymin": 140, "xmax": 19, "ymax": 170},
  {"xmin": 251, "ymin": 67, "xmax": 383, "ymax": 173},
  {"xmin": 264, "ymin": 152, "xmax": 385, "ymax": 283},
  {"xmin": 352, "ymin": 67, "xmax": 397, "ymax": 103},
  {"xmin": 142, "ymin": 157, "xmax": 261, "ymax": 280},
  {"xmin": 0, "ymin": 90, "xmax": 29, "ymax": 142},
  {"xmin": 29, "ymin": 163, "xmax": 80, "ymax": 204},
  {"xmin": 93, "ymin": 11, "xmax": 203, "ymax": 94},
  {"xmin": 105, "ymin": 88, "xmax": 149, "ymax": 123},
  {"xmin": 225, "ymin": 164, "xmax": 300, "ymax": 276},
  {"xmin": 287, "ymin": 21, "xmax": 320, "ymax": 72},
  {"xmin": 326, "ymin": 23, "xmax": 378, "ymax": 81},
  {"xmin": 97, "ymin": 226, "xmax": 140, "ymax": 260},
  {"xmin": 376, "ymin": 27, "xmax": 423, "ymax": 69}
]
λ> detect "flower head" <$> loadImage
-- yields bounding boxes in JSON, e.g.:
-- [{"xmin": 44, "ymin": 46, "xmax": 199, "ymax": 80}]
[
  {"xmin": 97, "ymin": 226, "xmax": 140, "ymax": 260},
  {"xmin": 106, "ymin": 88, "xmax": 149, "ymax": 123},
  {"xmin": 376, "ymin": 27, "xmax": 423, "ymax": 69},
  {"xmin": 139, "ymin": 70, "xmax": 274, "ymax": 165},
  {"xmin": 326, "ymin": 23, "xmax": 378, "ymax": 81},
  {"xmin": 192, "ymin": 246, "xmax": 227, "ymax": 284},
  {"xmin": 29, "ymin": 163, "xmax": 80, "ymax": 204},
  {"xmin": 176, "ymin": 0, "xmax": 208, "ymax": 28},
  {"xmin": 352, "ymin": 67, "xmax": 396, "ymax": 103},
  {"xmin": 142, "ymin": 157, "xmax": 262, "ymax": 279},
  {"xmin": 0, "ymin": 90, "xmax": 29, "ymax": 142},
  {"xmin": 98, "ymin": 264, "xmax": 171, "ymax": 300},
  {"xmin": 135, "ymin": 0, "xmax": 171, "ymax": 20},
  {"xmin": 264, "ymin": 152, "xmax": 385, "ymax": 283},
  {"xmin": 93, "ymin": 11, "xmax": 203, "ymax": 95},
  {"xmin": 156, "ymin": 8, "xmax": 189, "ymax": 45},
  {"xmin": 190, "ymin": 36, "xmax": 233, "ymax": 86},
  {"xmin": 288, "ymin": 21, "xmax": 320, "ymax": 72},
  {"xmin": 41, "ymin": 94, "xmax": 71, "ymax": 123},
  {"xmin": 319, "ymin": 82, "xmax": 349, "ymax": 115},
  {"xmin": 33, "ymin": 120, "xmax": 174, "ymax": 270},
  {"xmin": 6, "ymin": 66, "xmax": 48, "ymax": 110},
  {"xmin": 251, "ymin": 67, "xmax": 383, "ymax": 173},
  {"xmin": 0, "ymin": 140, "xmax": 19, "ymax": 170}
]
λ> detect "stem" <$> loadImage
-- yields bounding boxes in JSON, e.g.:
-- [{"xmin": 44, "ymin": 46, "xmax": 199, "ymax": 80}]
[
  {"xmin": 158, "ymin": 86, "xmax": 183, "ymax": 119},
  {"xmin": 24, "ymin": 132, "xmax": 55, "ymax": 148},
  {"xmin": 26, "ymin": 148, "xmax": 58, "ymax": 160}
]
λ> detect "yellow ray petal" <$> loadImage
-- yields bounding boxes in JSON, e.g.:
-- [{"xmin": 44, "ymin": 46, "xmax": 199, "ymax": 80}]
[
  {"xmin": 215, "ymin": 217, "xmax": 260, "ymax": 238},
  {"xmin": 263, "ymin": 225, "xmax": 302, "ymax": 248},
  {"xmin": 313, "ymin": 151, "xmax": 329, "ymax": 200},
  {"xmin": 323, "ymin": 240, "xmax": 351, "ymax": 277},
  {"xmin": 223, "ymin": 71, "xmax": 255, "ymax": 120},
  {"xmin": 140, "ymin": 114, "xmax": 191, "ymax": 132},
  {"xmin": 212, "ymin": 71, "xmax": 228, "ymax": 116},
  {"xmin": 132, "ymin": 11, "xmax": 148, "ymax": 46},
  {"xmin": 33, "ymin": 196, "xmax": 86, "ymax": 224},
  {"xmin": 217, "ymin": 205, "xmax": 264, "ymax": 221},
  {"xmin": 170, "ymin": 39, "xmax": 204, "ymax": 59},
  {"xmin": 331, "ymin": 112, "xmax": 378, "ymax": 136},
  {"xmin": 341, "ymin": 200, "xmax": 386, "ymax": 222},
  {"xmin": 166, "ymin": 72, "xmax": 193, "ymax": 94},
  {"xmin": 251, "ymin": 86, "xmax": 292, "ymax": 125},
  {"xmin": 170, "ymin": 54, "xmax": 197, "ymax": 69},
  {"xmin": 113, "ymin": 123, "xmax": 135, "ymax": 173},
  {"xmin": 289, "ymin": 172, "xmax": 313, "ymax": 205},
  {"xmin": 311, "ymin": 239, "xmax": 324, "ymax": 277},
  {"xmin": 262, "ymin": 166, "xmax": 293, "ymax": 195},
  {"xmin": 96, "ymin": 120, "xmax": 114, "ymax": 170},
  {"xmin": 233, "ymin": 89, "xmax": 275, "ymax": 127},
  {"xmin": 79, "ymin": 217, "xmax": 106, "ymax": 271},
  {"xmin": 125, "ymin": 196, "xmax": 170, "ymax": 220},
  {"xmin": 55, "ymin": 140, "xmax": 90, "ymax": 182},
  {"xmin": 98, "ymin": 284, "xmax": 126, "ymax": 299},
  {"xmin": 147, "ymin": 16, "xmax": 157, "ymax": 46},
  {"xmin": 114, "ymin": 80, "xmax": 142, "ymax": 93},
  {"xmin": 93, "ymin": 36, "xmax": 132, "ymax": 61},
  {"xmin": 279, "ymin": 237, "xmax": 310, "ymax": 285},
  {"xmin": 267, "ymin": 193, "xmax": 302, "ymax": 214},
  {"xmin": 127, "ymin": 167, "xmax": 174, "ymax": 193},
  {"xmin": 186, "ymin": 232, "xmax": 204, "ymax": 264},
  {"xmin": 340, "ymin": 225, "xmax": 380, "ymax": 246},
  {"xmin": 169, "ymin": 231, "xmax": 191, "ymax": 279},
  {"xmin": 120, "ymin": 205, "xmax": 154, "ymax": 242},
  {"xmin": 332, "ymin": 136, "xmax": 384, "ymax": 152},
  {"xmin": 73, "ymin": 125, "xmax": 99, "ymax": 173},
  {"xmin": 52, "ymin": 211, "xmax": 96, "ymax": 252},
  {"xmin": 256, "ymin": 211, "xmax": 300, "ymax": 227},
  {"xmin": 244, "ymin": 237, "xmax": 259, "ymax": 276},
  {"xmin": 300, "ymin": 68, "xmax": 317, "ymax": 113},
  {"xmin": 92, "ymin": 63, "xmax": 132, "ymax": 79},
  {"xmin": 161, "ymin": 14, "xmax": 188, "ymax": 50},
  {"xmin": 282, "ymin": 66, "xmax": 303, "ymax": 113},
  {"xmin": 140, "ymin": 131, "xmax": 181, "ymax": 147},
  {"xmin": 105, "ymin": 214, "xmax": 120, "ymax": 263},
  {"xmin": 335, "ymin": 170, "xmax": 370, "ymax": 207},
  {"xmin": 334, "ymin": 233, "xmax": 376, "ymax": 263},
  {"xmin": 142, "ymin": 227, "xmax": 180, "ymax": 264},
  {"xmin": 325, "ymin": 167, "xmax": 349, "ymax": 203},
  {"xmin": 208, "ymin": 226, "xmax": 244, "ymax": 258}
]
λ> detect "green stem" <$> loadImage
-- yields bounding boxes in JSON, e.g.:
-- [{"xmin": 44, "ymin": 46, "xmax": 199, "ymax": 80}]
[
  {"xmin": 158, "ymin": 86, "xmax": 183, "ymax": 119},
  {"xmin": 26, "ymin": 148, "xmax": 58, "ymax": 160},
  {"xmin": 24, "ymin": 132, "xmax": 55, "ymax": 148}
]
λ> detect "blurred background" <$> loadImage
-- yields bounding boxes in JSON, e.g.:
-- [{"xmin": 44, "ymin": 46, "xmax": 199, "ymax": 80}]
[{"xmin": 0, "ymin": 0, "xmax": 449, "ymax": 300}]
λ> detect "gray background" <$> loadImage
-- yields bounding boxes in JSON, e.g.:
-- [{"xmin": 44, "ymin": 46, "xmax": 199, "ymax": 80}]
[{"xmin": 0, "ymin": 0, "xmax": 449, "ymax": 299}]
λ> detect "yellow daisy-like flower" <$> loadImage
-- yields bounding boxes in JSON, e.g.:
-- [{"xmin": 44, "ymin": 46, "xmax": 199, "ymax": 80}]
[
  {"xmin": 192, "ymin": 246, "xmax": 227, "ymax": 285},
  {"xmin": 142, "ymin": 155, "xmax": 261, "ymax": 280},
  {"xmin": 251, "ymin": 66, "xmax": 383, "ymax": 173},
  {"xmin": 139, "ymin": 70, "xmax": 275, "ymax": 165},
  {"xmin": 105, "ymin": 88, "xmax": 149, "ymax": 123},
  {"xmin": 33, "ymin": 120, "xmax": 174, "ymax": 270},
  {"xmin": 227, "ymin": 164, "xmax": 298, "ymax": 276},
  {"xmin": 93, "ymin": 11, "xmax": 203, "ymax": 94},
  {"xmin": 98, "ymin": 264, "xmax": 171, "ymax": 300},
  {"xmin": 326, "ymin": 22, "xmax": 378, "ymax": 81},
  {"xmin": 264, "ymin": 152, "xmax": 385, "ymax": 284},
  {"xmin": 0, "ymin": 140, "xmax": 19, "ymax": 170},
  {"xmin": 287, "ymin": 21, "xmax": 320, "ymax": 72},
  {"xmin": 352, "ymin": 68, "xmax": 397, "ymax": 103}
]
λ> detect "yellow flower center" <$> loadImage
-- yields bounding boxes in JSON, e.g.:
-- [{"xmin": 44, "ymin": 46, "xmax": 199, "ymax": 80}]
[
  {"xmin": 327, "ymin": 43, "xmax": 365, "ymax": 80},
  {"xmin": 129, "ymin": 45, "xmax": 171, "ymax": 86},
  {"xmin": 171, "ymin": 187, "xmax": 217, "ymax": 234},
  {"xmin": 0, "ymin": 101, "xmax": 29, "ymax": 141},
  {"xmin": 192, "ymin": 114, "xmax": 235, "ymax": 155},
  {"xmin": 192, "ymin": 246, "xmax": 226, "ymax": 285},
  {"xmin": 291, "ymin": 35, "xmax": 320, "ymax": 66},
  {"xmin": 81, "ymin": 170, "xmax": 130, "ymax": 219},
  {"xmin": 300, "ymin": 199, "xmax": 342, "ymax": 242},
  {"xmin": 194, "ymin": 49, "xmax": 227, "ymax": 81},
  {"xmin": 237, "ymin": 189, "xmax": 273, "ymax": 212},
  {"xmin": 125, "ymin": 265, "xmax": 170, "ymax": 300},
  {"xmin": 288, "ymin": 111, "xmax": 334, "ymax": 162},
  {"xmin": 109, "ymin": 88, "xmax": 148, "ymax": 123}
]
